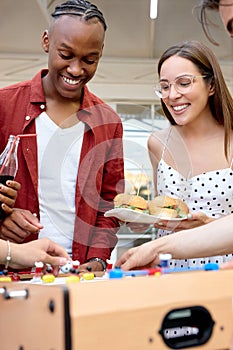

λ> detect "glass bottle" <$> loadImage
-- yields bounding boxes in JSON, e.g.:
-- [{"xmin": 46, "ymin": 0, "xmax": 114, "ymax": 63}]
[{"xmin": 0, "ymin": 135, "xmax": 20, "ymax": 219}]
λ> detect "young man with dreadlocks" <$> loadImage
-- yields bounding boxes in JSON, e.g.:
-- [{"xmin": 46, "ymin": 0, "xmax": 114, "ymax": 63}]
[{"xmin": 0, "ymin": 0, "xmax": 124, "ymax": 272}]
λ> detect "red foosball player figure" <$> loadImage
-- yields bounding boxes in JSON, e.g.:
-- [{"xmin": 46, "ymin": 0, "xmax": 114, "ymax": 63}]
[
  {"xmin": 31, "ymin": 261, "xmax": 44, "ymax": 283},
  {"xmin": 11, "ymin": 272, "xmax": 20, "ymax": 282}
]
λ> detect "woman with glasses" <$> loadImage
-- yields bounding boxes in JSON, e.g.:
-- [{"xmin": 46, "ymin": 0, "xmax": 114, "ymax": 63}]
[
  {"xmin": 116, "ymin": 40, "xmax": 233, "ymax": 271},
  {"xmin": 148, "ymin": 40, "xmax": 233, "ymax": 269}
]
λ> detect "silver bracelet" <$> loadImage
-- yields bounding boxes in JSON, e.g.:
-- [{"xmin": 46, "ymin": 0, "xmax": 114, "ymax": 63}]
[{"xmin": 5, "ymin": 240, "xmax": 11, "ymax": 270}]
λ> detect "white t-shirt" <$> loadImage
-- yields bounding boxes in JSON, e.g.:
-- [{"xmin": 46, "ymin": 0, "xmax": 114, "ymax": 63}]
[{"xmin": 36, "ymin": 112, "xmax": 84, "ymax": 256}]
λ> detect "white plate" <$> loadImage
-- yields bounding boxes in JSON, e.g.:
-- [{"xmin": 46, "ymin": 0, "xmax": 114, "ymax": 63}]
[{"xmin": 104, "ymin": 208, "xmax": 188, "ymax": 224}]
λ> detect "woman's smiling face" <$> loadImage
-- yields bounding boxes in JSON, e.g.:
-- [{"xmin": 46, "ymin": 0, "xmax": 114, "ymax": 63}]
[{"xmin": 159, "ymin": 56, "xmax": 214, "ymax": 126}]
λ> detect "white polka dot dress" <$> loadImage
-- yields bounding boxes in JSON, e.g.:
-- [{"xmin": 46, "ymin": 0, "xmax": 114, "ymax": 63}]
[{"xmin": 156, "ymin": 157, "xmax": 233, "ymax": 269}]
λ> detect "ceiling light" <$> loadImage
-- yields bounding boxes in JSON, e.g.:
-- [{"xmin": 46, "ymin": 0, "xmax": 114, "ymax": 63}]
[{"xmin": 150, "ymin": 0, "xmax": 158, "ymax": 19}]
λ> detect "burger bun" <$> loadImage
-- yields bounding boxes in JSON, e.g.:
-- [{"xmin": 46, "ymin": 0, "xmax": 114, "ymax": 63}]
[
  {"xmin": 113, "ymin": 193, "xmax": 148, "ymax": 212},
  {"xmin": 128, "ymin": 195, "xmax": 148, "ymax": 211},
  {"xmin": 114, "ymin": 193, "xmax": 133, "ymax": 208},
  {"xmin": 148, "ymin": 195, "xmax": 189, "ymax": 218},
  {"xmin": 148, "ymin": 204, "xmax": 178, "ymax": 219}
]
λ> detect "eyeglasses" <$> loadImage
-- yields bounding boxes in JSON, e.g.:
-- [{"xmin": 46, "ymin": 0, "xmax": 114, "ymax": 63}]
[{"xmin": 154, "ymin": 74, "xmax": 209, "ymax": 99}]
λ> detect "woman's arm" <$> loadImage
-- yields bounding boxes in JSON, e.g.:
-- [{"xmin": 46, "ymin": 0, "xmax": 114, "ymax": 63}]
[
  {"xmin": 116, "ymin": 214, "xmax": 233, "ymax": 270},
  {"xmin": 0, "ymin": 238, "xmax": 70, "ymax": 275}
]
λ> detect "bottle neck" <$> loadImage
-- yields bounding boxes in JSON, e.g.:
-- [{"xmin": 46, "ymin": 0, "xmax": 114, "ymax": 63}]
[{"xmin": 0, "ymin": 136, "xmax": 20, "ymax": 178}]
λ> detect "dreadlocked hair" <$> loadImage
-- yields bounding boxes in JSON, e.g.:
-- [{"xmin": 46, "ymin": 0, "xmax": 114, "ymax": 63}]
[{"xmin": 51, "ymin": 0, "xmax": 107, "ymax": 31}]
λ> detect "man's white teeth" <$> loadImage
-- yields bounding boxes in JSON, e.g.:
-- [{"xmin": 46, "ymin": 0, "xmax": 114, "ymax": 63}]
[
  {"xmin": 173, "ymin": 104, "xmax": 188, "ymax": 111},
  {"xmin": 63, "ymin": 76, "xmax": 80, "ymax": 85}
]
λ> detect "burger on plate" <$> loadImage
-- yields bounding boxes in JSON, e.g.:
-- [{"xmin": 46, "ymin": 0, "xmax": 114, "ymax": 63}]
[
  {"xmin": 148, "ymin": 195, "xmax": 189, "ymax": 219},
  {"xmin": 114, "ymin": 193, "xmax": 149, "ymax": 213}
]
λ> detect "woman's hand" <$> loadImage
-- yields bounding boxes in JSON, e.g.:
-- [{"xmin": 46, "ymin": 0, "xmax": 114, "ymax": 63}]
[
  {"xmin": 10, "ymin": 238, "xmax": 70, "ymax": 275},
  {"xmin": 154, "ymin": 212, "xmax": 215, "ymax": 232},
  {"xmin": 115, "ymin": 240, "xmax": 161, "ymax": 271}
]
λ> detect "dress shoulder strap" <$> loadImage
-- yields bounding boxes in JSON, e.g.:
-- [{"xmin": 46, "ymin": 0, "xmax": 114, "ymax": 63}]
[
  {"xmin": 230, "ymin": 156, "xmax": 233, "ymax": 169},
  {"xmin": 161, "ymin": 126, "xmax": 172, "ymax": 160}
]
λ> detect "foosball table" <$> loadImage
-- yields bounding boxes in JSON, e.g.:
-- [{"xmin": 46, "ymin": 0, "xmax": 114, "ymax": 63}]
[{"xmin": 0, "ymin": 268, "xmax": 233, "ymax": 349}]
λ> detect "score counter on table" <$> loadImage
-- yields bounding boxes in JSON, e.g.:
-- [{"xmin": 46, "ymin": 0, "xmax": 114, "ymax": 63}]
[{"xmin": 0, "ymin": 268, "xmax": 233, "ymax": 349}]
